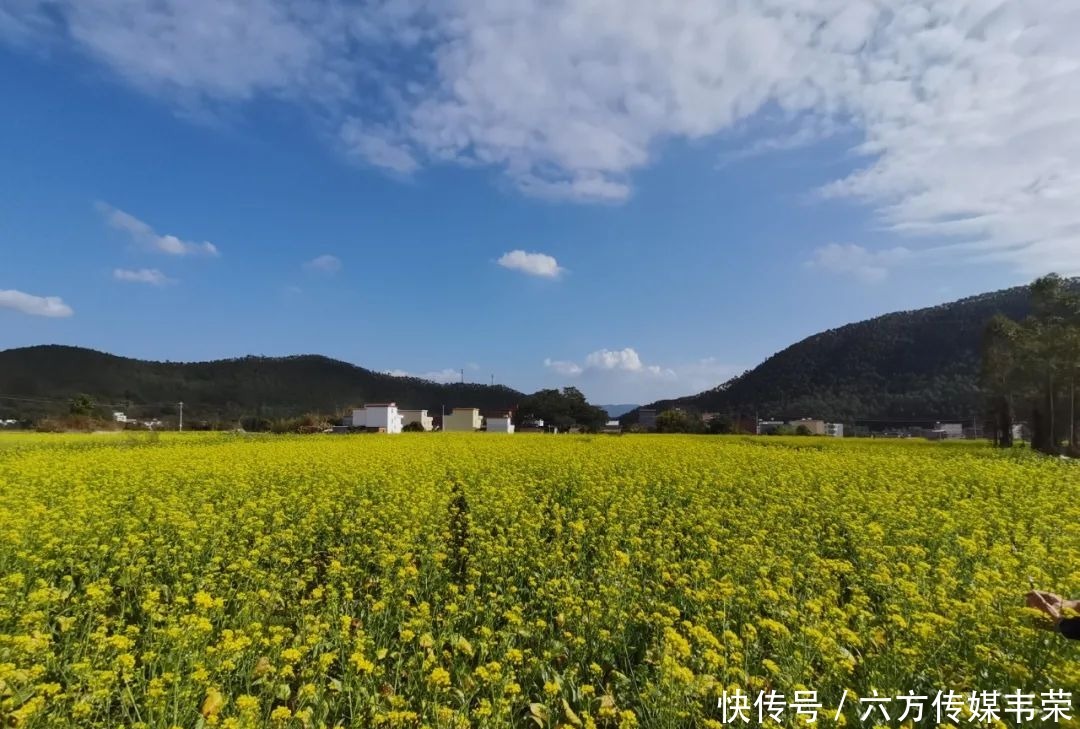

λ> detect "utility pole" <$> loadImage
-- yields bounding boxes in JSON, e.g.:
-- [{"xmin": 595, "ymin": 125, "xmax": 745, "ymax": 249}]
[
  {"xmin": 460, "ymin": 368, "xmax": 464, "ymax": 384},
  {"xmin": 178, "ymin": 401, "xmax": 184, "ymax": 432},
  {"xmin": 490, "ymin": 374, "xmax": 494, "ymax": 387}
]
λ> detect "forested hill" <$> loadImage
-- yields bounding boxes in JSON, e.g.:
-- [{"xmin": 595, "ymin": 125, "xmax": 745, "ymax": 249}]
[
  {"xmin": 636, "ymin": 284, "xmax": 1042, "ymax": 422},
  {"xmin": 0, "ymin": 346, "xmax": 522, "ymax": 422}
]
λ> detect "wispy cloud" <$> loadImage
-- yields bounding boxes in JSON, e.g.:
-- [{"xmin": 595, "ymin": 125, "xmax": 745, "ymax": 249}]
[
  {"xmin": 113, "ymin": 267, "xmax": 174, "ymax": 286},
  {"xmin": 303, "ymin": 254, "xmax": 342, "ymax": 275},
  {"xmin": 542, "ymin": 358, "xmax": 583, "ymax": 377},
  {"xmin": 11, "ymin": 2, "xmax": 1080, "ymax": 275},
  {"xmin": 497, "ymin": 250, "xmax": 564, "ymax": 278},
  {"xmin": 97, "ymin": 202, "xmax": 219, "ymax": 257},
  {"xmin": 0, "ymin": 289, "xmax": 74, "ymax": 317},
  {"xmin": 341, "ymin": 122, "xmax": 420, "ymax": 174},
  {"xmin": 387, "ymin": 367, "xmax": 463, "ymax": 384},
  {"xmin": 806, "ymin": 244, "xmax": 911, "ymax": 284}
]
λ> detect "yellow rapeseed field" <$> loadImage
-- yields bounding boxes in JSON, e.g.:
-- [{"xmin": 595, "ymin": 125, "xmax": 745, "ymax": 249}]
[{"xmin": 0, "ymin": 433, "xmax": 1076, "ymax": 728}]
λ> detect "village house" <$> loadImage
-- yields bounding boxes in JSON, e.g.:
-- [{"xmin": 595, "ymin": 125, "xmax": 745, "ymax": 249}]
[
  {"xmin": 399, "ymin": 409, "xmax": 433, "ymax": 431},
  {"xmin": 443, "ymin": 407, "xmax": 483, "ymax": 432},
  {"xmin": 485, "ymin": 412, "xmax": 515, "ymax": 433},
  {"xmin": 351, "ymin": 403, "xmax": 404, "ymax": 434}
]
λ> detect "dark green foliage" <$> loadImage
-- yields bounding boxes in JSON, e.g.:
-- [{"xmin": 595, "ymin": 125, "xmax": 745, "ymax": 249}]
[
  {"xmin": 655, "ymin": 409, "xmax": 705, "ymax": 433},
  {"xmin": 635, "ymin": 284, "xmax": 1048, "ymax": 422},
  {"xmin": 982, "ymin": 275, "xmax": 1080, "ymax": 455},
  {"xmin": 705, "ymin": 414, "xmax": 735, "ymax": 434},
  {"xmin": 513, "ymin": 387, "xmax": 607, "ymax": 432},
  {"xmin": 239, "ymin": 416, "xmax": 273, "ymax": 432},
  {"xmin": 402, "ymin": 421, "xmax": 426, "ymax": 432},
  {"xmin": 68, "ymin": 393, "xmax": 96, "ymax": 416},
  {"xmin": 0, "ymin": 346, "xmax": 523, "ymax": 424}
]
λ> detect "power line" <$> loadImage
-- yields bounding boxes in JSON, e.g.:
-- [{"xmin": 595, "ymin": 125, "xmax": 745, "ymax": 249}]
[{"xmin": 0, "ymin": 394, "xmax": 68, "ymax": 405}]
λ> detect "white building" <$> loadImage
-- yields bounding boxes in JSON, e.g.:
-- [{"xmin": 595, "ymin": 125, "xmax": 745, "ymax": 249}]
[
  {"xmin": 351, "ymin": 403, "xmax": 404, "ymax": 433},
  {"xmin": 113, "ymin": 412, "xmax": 129, "ymax": 423},
  {"xmin": 928, "ymin": 422, "xmax": 964, "ymax": 440},
  {"xmin": 444, "ymin": 408, "xmax": 482, "ymax": 432},
  {"xmin": 399, "ymin": 409, "xmax": 433, "ymax": 431},
  {"xmin": 486, "ymin": 415, "xmax": 515, "ymax": 433},
  {"xmin": 825, "ymin": 422, "xmax": 844, "ymax": 438}
]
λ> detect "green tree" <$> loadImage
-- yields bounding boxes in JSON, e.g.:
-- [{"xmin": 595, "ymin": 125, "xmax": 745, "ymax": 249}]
[
  {"xmin": 514, "ymin": 388, "xmax": 607, "ymax": 432},
  {"xmin": 981, "ymin": 274, "xmax": 1080, "ymax": 455},
  {"xmin": 981, "ymin": 315, "xmax": 1022, "ymax": 447},
  {"xmin": 655, "ymin": 409, "xmax": 705, "ymax": 433},
  {"xmin": 706, "ymin": 413, "xmax": 735, "ymax": 434},
  {"xmin": 68, "ymin": 393, "xmax": 95, "ymax": 417}
]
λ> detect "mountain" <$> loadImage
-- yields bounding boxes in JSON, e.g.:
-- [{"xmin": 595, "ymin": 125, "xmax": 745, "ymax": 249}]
[
  {"xmin": 600, "ymin": 404, "xmax": 640, "ymax": 419},
  {"xmin": 631, "ymin": 284, "xmax": 1046, "ymax": 423},
  {"xmin": 0, "ymin": 345, "xmax": 523, "ymax": 424}
]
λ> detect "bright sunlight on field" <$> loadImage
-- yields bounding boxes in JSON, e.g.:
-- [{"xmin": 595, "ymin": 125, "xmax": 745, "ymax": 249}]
[{"xmin": 0, "ymin": 433, "xmax": 1076, "ymax": 727}]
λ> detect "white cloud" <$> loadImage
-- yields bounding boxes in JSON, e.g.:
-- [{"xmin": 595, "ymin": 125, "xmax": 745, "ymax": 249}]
[
  {"xmin": 12, "ymin": 2, "xmax": 1080, "ymax": 276},
  {"xmin": 387, "ymin": 367, "xmax": 463, "ymax": 384},
  {"xmin": 341, "ymin": 122, "xmax": 420, "ymax": 174},
  {"xmin": 0, "ymin": 289, "xmax": 74, "ymax": 317},
  {"xmin": 97, "ymin": 202, "xmax": 219, "ymax": 256},
  {"xmin": 545, "ymin": 347, "xmax": 740, "ymax": 402},
  {"xmin": 497, "ymin": 250, "xmax": 564, "ymax": 278},
  {"xmin": 807, "ymin": 244, "xmax": 912, "ymax": 283},
  {"xmin": 303, "ymin": 254, "xmax": 343, "ymax": 275},
  {"xmin": 548, "ymin": 347, "xmax": 676, "ymax": 379},
  {"xmin": 582, "ymin": 349, "xmax": 630, "ymax": 371},
  {"xmin": 543, "ymin": 358, "xmax": 583, "ymax": 377},
  {"xmin": 113, "ymin": 267, "xmax": 173, "ymax": 285}
]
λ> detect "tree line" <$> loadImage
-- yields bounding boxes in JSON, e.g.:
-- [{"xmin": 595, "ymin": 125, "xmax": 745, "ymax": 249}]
[{"xmin": 982, "ymin": 274, "xmax": 1080, "ymax": 455}]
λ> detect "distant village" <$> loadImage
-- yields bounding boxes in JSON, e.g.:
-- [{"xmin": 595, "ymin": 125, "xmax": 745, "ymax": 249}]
[{"xmin": 0, "ymin": 403, "xmax": 1026, "ymax": 442}]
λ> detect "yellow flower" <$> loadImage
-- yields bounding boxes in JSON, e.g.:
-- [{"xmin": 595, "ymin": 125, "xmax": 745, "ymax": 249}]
[
  {"xmin": 427, "ymin": 667, "xmax": 451, "ymax": 690},
  {"xmin": 201, "ymin": 688, "xmax": 225, "ymax": 718},
  {"xmin": 350, "ymin": 652, "xmax": 375, "ymax": 673},
  {"xmin": 193, "ymin": 591, "xmax": 215, "ymax": 610}
]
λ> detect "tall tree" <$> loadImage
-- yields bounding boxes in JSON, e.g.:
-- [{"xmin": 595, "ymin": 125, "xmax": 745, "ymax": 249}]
[
  {"xmin": 981, "ymin": 315, "xmax": 1021, "ymax": 447},
  {"xmin": 982, "ymin": 275, "xmax": 1080, "ymax": 455},
  {"xmin": 514, "ymin": 388, "xmax": 607, "ymax": 431}
]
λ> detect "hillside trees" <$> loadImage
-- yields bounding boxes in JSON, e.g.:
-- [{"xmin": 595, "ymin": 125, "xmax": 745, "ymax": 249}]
[
  {"xmin": 637, "ymin": 284, "xmax": 1037, "ymax": 422},
  {"xmin": 982, "ymin": 275, "xmax": 1080, "ymax": 455}
]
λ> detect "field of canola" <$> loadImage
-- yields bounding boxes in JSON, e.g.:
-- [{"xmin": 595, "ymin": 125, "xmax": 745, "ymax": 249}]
[{"xmin": 0, "ymin": 432, "xmax": 1077, "ymax": 728}]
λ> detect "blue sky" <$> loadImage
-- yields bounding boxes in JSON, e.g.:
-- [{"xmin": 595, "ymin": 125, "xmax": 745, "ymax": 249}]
[{"xmin": 1, "ymin": 1, "xmax": 1076, "ymax": 403}]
